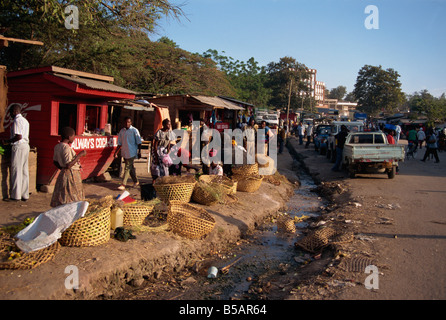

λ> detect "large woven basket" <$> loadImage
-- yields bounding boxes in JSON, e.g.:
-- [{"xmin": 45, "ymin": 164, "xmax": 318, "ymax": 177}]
[
  {"xmin": 167, "ymin": 201, "xmax": 216, "ymax": 239},
  {"xmin": 199, "ymin": 175, "xmax": 237, "ymax": 195},
  {"xmin": 231, "ymin": 163, "xmax": 259, "ymax": 176},
  {"xmin": 121, "ymin": 201, "xmax": 156, "ymax": 227},
  {"xmin": 59, "ymin": 207, "xmax": 111, "ymax": 247},
  {"xmin": 154, "ymin": 181, "xmax": 196, "ymax": 205},
  {"xmin": 232, "ymin": 175, "xmax": 263, "ymax": 193},
  {"xmin": 192, "ymin": 182, "xmax": 221, "ymax": 206},
  {"xmin": 0, "ymin": 234, "xmax": 61, "ymax": 270}
]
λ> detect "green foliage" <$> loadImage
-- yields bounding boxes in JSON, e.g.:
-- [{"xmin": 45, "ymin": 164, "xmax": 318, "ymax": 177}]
[
  {"xmin": 202, "ymin": 50, "xmax": 271, "ymax": 108},
  {"xmin": 265, "ymin": 56, "xmax": 312, "ymax": 111},
  {"xmin": 328, "ymin": 85, "xmax": 347, "ymax": 100},
  {"xmin": 353, "ymin": 65, "xmax": 404, "ymax": 116},
  {"xmin": 406, "ymin": 90, "xmax": 446, "ymax": 126}
]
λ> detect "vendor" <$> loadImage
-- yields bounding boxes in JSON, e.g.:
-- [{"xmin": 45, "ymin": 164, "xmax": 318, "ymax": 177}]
[
  {"xmin": 50, "ymin": 127, "xmax": 87, "ymax": 207},
  {"xmin": 151, "ymin": 119, "xmax": 176, "ymax": 181}
]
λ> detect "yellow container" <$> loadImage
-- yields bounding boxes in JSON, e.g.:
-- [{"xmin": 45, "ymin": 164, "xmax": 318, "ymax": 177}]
[{"xmin": 110, "ymin": 207, "xmax": 124, "ymax": 230}]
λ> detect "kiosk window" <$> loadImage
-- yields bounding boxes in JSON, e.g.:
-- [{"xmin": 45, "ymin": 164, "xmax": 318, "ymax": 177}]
[
  {"xmin": 58, "ymin": 103, "xmax": 77, "ymax": 135},
  {"xmin": 86, "ymin": 105, "xmax": 102, "ymax": 131}
]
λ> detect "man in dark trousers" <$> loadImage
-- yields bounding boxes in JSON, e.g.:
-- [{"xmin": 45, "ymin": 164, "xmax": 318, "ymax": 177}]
[{"xmin": 331, "ymin": 125, "xmax": 349, "ymax": 172}]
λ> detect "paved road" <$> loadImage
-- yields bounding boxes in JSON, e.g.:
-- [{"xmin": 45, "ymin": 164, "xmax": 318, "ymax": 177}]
[{"xmin": 291, "ymin": 138, "xmax": 446, "ymax": 299}]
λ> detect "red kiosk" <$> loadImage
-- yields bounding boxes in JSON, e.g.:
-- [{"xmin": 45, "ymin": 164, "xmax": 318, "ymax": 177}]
[{"xmin": 1, "ymin": 66, "xmax": 136, "ymax": 189}]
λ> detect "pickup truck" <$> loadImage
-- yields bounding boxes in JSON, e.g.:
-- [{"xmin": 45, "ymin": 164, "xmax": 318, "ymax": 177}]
[{"xmin": 342, "ymin": 132, "xmax": 405, "ymax": 179}]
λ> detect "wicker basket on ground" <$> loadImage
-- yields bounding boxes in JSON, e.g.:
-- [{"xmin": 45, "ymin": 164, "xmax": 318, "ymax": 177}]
[
  {"xmin": 277, "ymin": 216, "xmax": 296, "ymax": 234},
  {"xmin": 294, "ymin": 227, "xmax": 337, "ymax": 253},
  {"xmin": 153, "ymin": 176, "xmax": 196, "ymax": 205},
  {"xmin": 0, "ymin": 234, "xmax": 61, "ymax": 270},
  {"xmin": 192, "ymin": 181, "xmax": 223, "ymax": 206},
  {"xmin": 232, "ymin": 174, "xmax": 263, "ymax": 193},
  {"xmin": 121, "ymin": 200, "xmax": 158, "ymax": 227},
  {"xmin": 231, "ymin": 163, "xmax": 259, "ymax": 176},
  {"xmin": 59, "ymin": 206, "xmax": 111, "ymax": 247},
  {"xmin": 167, "ymin": 201, "xmax": 215, "ymax": 239},
  {"xmin": 199, "ymin": 175, "xmax": 237, "ymax": 195}
]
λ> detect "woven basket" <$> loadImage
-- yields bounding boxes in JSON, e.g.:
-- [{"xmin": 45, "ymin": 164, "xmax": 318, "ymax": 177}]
[
  {"xmin": 295, "ymin": 227, "xmax": 337, "ymax": 253},
  {"xmin": 154, "ymin": 182, "xmax": 196, "ymax": 205},
  {"xmin": 167, "ymin": 201, "xmax": 216, "ymax": 239},
  {"xmin": 232, "ymin": 175, "xmax": 263, "ymax": 193},
  {"xmin": 231, "ymin": 163, "xmax": 259, "ymax": 176},
  {"xmin": 192, "ymin": 182, "xmax": 221, "ymax": 206},
  {"xmin": 199, "ymin": 175, "xmax": 237, "ymax": 195},
  {"xmin": 122, "ymin": 202, "xmax": 156, "ymax": 227},
  {"xmin": 0, "ymin": 234, "xmax": 61, "ymax": 270},
  {"xmin": 59, "ymin": 207, "xmax": 111, "ymax": 247},
  {"xmin": 277, "ymin": 216, "xmax": 296, "ymax": 234}
]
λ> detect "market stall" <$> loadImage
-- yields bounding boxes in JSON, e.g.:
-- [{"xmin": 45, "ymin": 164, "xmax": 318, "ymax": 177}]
[{"xmin": 0, "ymin": 66, "xmax": 137, "ymax": 189}]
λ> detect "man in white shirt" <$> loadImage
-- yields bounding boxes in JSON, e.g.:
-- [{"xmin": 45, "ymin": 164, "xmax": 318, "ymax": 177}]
[
  {"xmin": 4, "ymin": 104, "xmax": 30, "ymax": 201},
  {"xmin": 114, "ymin": 117, "xmax": 142, "ymax": 190}
]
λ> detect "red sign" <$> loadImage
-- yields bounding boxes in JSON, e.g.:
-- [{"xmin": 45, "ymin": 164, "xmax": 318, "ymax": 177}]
[
  {"xmin": 71, "ymin": 136, "xmax": 118, "ymax": 151},
  {"xmin": 215, "ymin": 122, "xmax": 230, "ymax": 132}
]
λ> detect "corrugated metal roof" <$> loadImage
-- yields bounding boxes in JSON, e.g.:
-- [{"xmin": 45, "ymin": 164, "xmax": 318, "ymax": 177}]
[
  {"xmin": 191, "ymin": 95, "xmax": 245, "ymax": 110},
  {"xmin": 52, "ymin": 73, "xmax": 138, "ymax": 95}
]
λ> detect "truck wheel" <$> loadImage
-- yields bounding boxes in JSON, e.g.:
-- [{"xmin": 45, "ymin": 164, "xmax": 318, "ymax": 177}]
[{"xmin": 387, "ymin": 166, "xmax": 396, "ymax": 179}]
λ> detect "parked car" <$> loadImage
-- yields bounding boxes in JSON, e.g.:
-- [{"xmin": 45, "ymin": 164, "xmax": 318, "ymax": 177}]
[
  {"xmin": 342, "ymin": 131, "xmax": 405, "ymax": 179},
  {"xmin": 327, "ymin": 121, "xmax": 365, "ymax": 162},
  {"xmin": 313, "ymin": 124, "xmax": 331, "ymax": 155}
]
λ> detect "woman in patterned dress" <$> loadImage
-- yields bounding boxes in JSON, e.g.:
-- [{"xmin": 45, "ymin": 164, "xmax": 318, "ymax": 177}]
[{"xmin": 50, "ymin": 127, "xmax": 87, "ymax": 207}]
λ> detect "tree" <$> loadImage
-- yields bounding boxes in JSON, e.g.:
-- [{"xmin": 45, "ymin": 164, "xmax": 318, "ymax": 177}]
[
  {"xmin": 202, "ymin": 50, "xmax": 271, "ymax": 107},
  {"xmin": 265, "ymin": 56, "xmax": 312, "ymax": 111},
  {"xmin": 407, "ymin": 90, "xmax": 446, "ymax": 126},
  {"xmin": 328, "ymin": 85, "xmax": 347, "ymax": 100},
  {"xmin": 353, "ymin": 65, "xmax": 404, "ymax": 116},
  {"xmin": 344, "ymin": 91, "xmax": 357, "ymax": 102}
]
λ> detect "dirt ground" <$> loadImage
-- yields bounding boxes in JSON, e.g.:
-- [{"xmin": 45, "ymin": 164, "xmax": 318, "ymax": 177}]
[
  {"xmin": 285, "ymin": 137, "xmax": 446, "ymax": 300},
  {"xmin": 1, "ymin": 135, "xmax": 445, "ymax": 301},
  {"xmin": 0, "ymin": 149, "xmax": 297, "ymax": 300}
]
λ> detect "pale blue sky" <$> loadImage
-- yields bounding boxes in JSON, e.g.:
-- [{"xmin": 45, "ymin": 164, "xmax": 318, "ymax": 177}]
[{"xmin": 156, "ymin": 0, "xmax": 446, "ymax": 97}]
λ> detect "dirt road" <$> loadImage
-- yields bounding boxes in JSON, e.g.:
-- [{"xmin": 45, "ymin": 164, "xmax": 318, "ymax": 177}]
[{"xmin": 288, "ymin": 137, "xmax": 446, "ymax": 300}]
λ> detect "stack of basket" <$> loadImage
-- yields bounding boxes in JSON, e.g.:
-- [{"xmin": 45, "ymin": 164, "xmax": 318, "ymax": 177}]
[{"xmin": 231, "ymin": 163, "xmax": 263, "ymax": 193}]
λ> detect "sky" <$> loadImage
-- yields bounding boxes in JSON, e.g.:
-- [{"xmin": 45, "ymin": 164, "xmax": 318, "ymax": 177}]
[{"xmin": 155, "ymin": 0, "xmax": 446, "ymax": 97}]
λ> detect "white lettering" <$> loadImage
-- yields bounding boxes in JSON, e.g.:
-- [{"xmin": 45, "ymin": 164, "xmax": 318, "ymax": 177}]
[
  {"xmin": 364, "ymin": 5, "xmax": 379, "ymax": 30},
  {"xmin": 364, "ymin": 265, "xmax": 379, "ymax": 289},
  {"xmin": 64, "ymin": 265, "xmax": 79, "ymax": 290},
  {"xmin": 65, "ymin": 5, "xmax": 79, "ymax": 30}
]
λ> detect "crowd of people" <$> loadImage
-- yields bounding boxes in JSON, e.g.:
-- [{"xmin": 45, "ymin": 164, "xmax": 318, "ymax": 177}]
[{"xmin": 2, "ymin": 103, "xmax": 444, "ymax": 208}]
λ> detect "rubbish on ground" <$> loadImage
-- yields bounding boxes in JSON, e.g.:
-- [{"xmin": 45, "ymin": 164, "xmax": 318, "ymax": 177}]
[{"xmin": 207, "ymin": 266, "xmax": 218, "ymax": 278}]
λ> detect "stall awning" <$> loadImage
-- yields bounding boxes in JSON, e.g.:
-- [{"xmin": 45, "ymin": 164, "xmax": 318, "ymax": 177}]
[
  {"xmin": 108, "ymin": 99, "xmax": 155, "ymax": 111},
  {"xmin": 52, "ymin": 73, "xmax": 138, "ymax": 95},
  {"xmin": 191, "ymin": 95, "xmax": 245, "ymax": 111}
]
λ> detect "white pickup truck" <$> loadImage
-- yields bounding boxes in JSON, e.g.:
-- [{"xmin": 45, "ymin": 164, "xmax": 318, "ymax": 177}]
[{"xmin": 342, "ymin": 132, "xmax": 405, "ymax": 179}]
